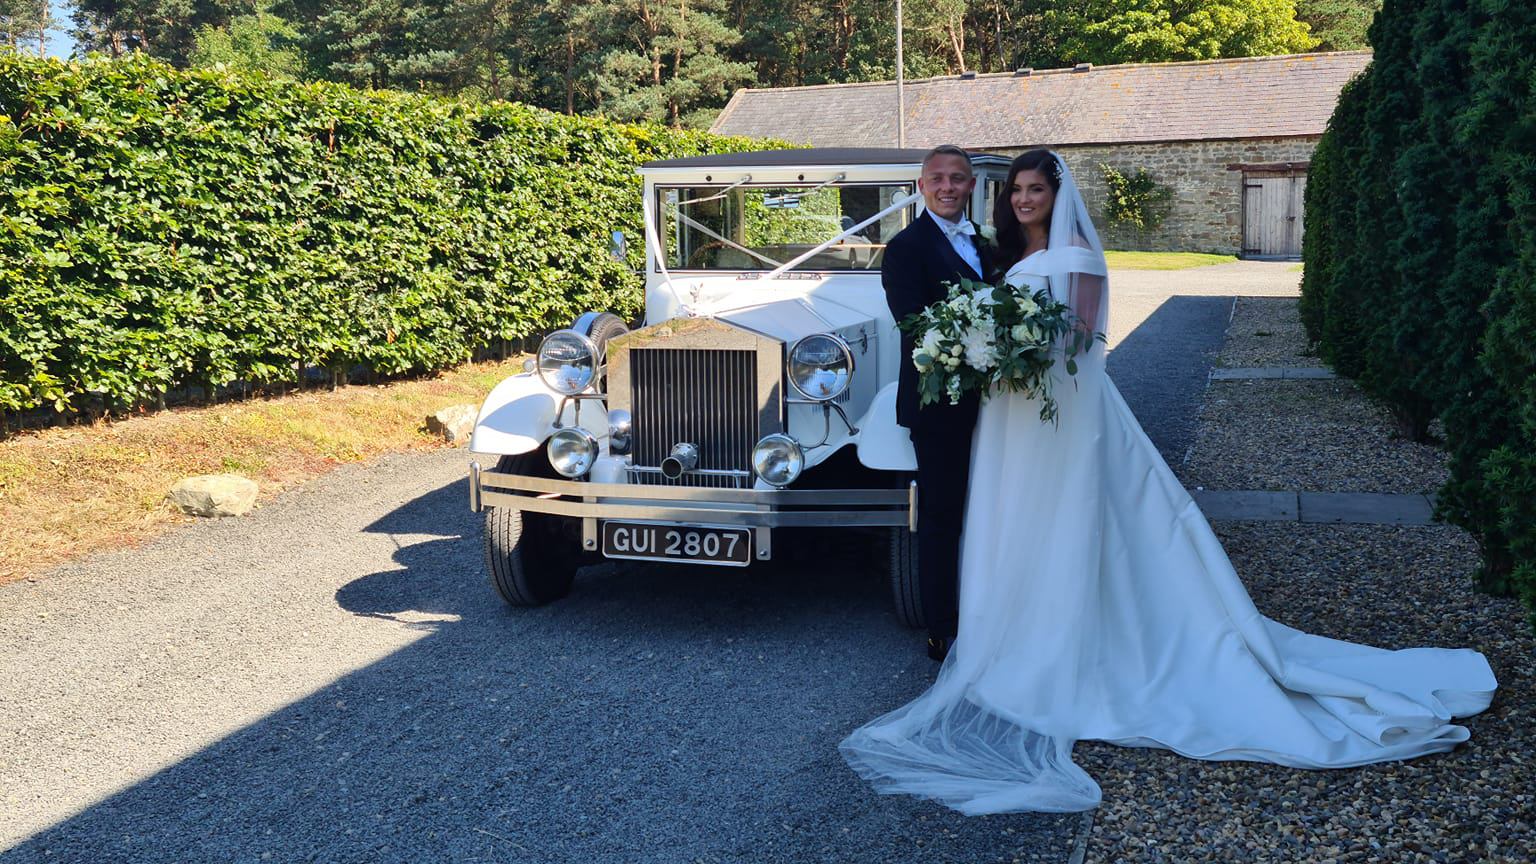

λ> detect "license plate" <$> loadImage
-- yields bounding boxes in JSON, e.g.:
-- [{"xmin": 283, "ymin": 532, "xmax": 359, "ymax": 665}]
[{"xmin": 601, "ymin": 521, "xmax": 752, "ymax": 567}]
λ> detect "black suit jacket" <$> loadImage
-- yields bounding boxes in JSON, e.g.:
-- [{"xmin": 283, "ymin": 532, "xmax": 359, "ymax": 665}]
[{"xmin": 882, "ymin": 211, "xmax": 994, "ymax": 429}]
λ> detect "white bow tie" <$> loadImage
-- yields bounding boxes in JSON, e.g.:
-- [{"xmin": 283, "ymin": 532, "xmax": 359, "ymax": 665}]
[{"xmin": 940, "ymin": 219, "xmax": 976, "ymax": 239}]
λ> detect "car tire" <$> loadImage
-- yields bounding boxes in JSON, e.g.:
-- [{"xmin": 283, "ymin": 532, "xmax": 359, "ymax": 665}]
[
  {"xmin": 580, "ymin": 311, "xmax": 630, "ymax": 350},
  {"xmin": 887, "ymin": 526, "xmax": 924, "ymax": 629},
  {"xmin": 484, "ymin": 452, "xmax": 581, "ymax": 606}
]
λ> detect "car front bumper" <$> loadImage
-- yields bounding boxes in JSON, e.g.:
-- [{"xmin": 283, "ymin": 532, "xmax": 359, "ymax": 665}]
[{"xmin": 470, "ymin": 460, "xmax": 915, "ymax": 561}]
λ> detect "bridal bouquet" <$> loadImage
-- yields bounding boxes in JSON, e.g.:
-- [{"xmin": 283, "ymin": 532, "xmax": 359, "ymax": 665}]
[{"xmin": 900, "ymin": 276, "xmax": 1098, "ymax": 423}]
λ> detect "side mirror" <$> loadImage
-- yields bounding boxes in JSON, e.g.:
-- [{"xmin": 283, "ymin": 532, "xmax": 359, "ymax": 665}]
[{"xmin": 609, "ymin": 230, "xmax": 627, "ymax": 262}]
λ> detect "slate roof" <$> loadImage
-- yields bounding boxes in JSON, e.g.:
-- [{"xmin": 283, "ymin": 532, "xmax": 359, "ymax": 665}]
[{"xmin": 710, "ymin": 51, "xmax": 1371, "ymax": 149}]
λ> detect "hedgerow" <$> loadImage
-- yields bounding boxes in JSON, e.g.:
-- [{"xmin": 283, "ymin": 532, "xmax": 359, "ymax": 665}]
[
  {"xmin": 0, "ymin": 53, "xmax": 766, "ymax": 424},
  {"xmin": 1300, "ymin": 0, "xmax": 1536, "ymax": 624}
]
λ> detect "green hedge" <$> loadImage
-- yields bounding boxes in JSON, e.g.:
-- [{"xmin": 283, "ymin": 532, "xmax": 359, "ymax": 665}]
[
  {"xmin": 0, "ymin": 53, "xmax": 768, "ymax": 421},
  {"xmin": 1300, "ymin": 0, "xmax": 1536, "ymax": 624}
]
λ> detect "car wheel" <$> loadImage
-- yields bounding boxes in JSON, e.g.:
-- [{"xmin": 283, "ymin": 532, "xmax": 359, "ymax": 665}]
[
  {"xmin": 887, "ymin": 526, "xmax": 924, "ymax": 629},
  {"xmin": 580, "ymin": 311, "xmax": 630, "ymax": 350},
  {"xmin": 484, "ymin": 452, "xmax": 581, "ymax": 606}
]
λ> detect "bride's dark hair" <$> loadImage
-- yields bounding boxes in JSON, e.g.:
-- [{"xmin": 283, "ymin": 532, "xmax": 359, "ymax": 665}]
[{"xmin": 994, "ymin": 149, "xmax": 1062, "ymax": 268}]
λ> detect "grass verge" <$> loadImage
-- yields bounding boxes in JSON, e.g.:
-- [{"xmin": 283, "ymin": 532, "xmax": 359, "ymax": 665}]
[
  {"xmin": 0, "ymin": 358, "xmax": 524, "ymax": 585},
  {"xmin": 1105, "ymin": 251, "xmax": 1238, "ymax": 270}
]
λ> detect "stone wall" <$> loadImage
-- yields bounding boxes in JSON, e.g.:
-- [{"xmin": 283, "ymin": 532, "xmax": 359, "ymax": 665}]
[{"xmin": 983, "ymin": 138, "xmax": 1319, "ymax": 255}]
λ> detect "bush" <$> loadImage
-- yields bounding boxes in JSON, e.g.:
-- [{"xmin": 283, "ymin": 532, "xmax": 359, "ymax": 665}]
[
  {"xmin": 1097, "ymin": 163, "xmax": 1171, "ymax": 232},
  {"xmin": 1299, "ymin": 0, "xmax": 1536, "ymax": 625},
  {"xmin": 0, "ymin": 53, "xmax": 767, "ymax": 423}
]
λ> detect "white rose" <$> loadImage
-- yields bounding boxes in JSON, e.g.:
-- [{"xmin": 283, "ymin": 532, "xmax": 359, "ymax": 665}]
[
  {"xmin": 1017, "ymin": 296, "xmax": 1040, "ymax": 316},
  {"xmin": 911, "ymin": 346, "xmax": 933, "ymax": 371},
  {"xmin": 1010, "ymin": 323, "xmax": 1031, "ymax": 343}
]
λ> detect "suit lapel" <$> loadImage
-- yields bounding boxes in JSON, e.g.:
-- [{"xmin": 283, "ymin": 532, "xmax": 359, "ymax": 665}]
[{"xmin": 917, "ymin": 211, "xmax": 982, "ymax": 283}]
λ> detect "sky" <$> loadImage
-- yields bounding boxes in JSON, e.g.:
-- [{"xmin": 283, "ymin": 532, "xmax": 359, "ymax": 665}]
[{"xmin": 45, "ymin": 0, "xmax": 73, "ymax": 58}]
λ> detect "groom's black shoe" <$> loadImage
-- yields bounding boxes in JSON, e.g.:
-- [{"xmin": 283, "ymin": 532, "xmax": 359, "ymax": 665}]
[{"xmin": 926, "ymin": 636, "xmax": 950, "ymax": 662}]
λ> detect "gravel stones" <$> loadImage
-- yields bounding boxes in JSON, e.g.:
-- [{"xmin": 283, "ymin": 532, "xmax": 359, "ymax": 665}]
[
  {"xmin": 1179, "ymin": 297, "xmax": 1448, "ymax": 495},
  {"xmin": 1180, "ymin": 379, "xmax": 1448, "ymax": 495},
  {"xmin": 1079, "ymin": 295, "xmax": 1533, "ymax": 863}
]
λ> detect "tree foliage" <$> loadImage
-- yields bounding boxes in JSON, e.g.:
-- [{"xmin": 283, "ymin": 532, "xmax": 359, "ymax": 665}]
[
  {"xmin": 189, "ymin": 8, "xmax": 303, "ymax": 76},
  {"xmin": 1301, "ymin": 0, "xmax": 1536, "ymax": 626},
  {"xmin": 1057, "ymin": 0, "xmax": 1314, "ymax": 64},
  {"xmin": 1295, "ymin": 0, "xmax": 1378, "ymax": 51},
  {"xmin": 0, "ymin": 52, "xmax": 765, "ymax": 424},
  {"xmin": 2, "ymin": 0, "xmax": 51, "ymax": 55},
  {"xmin": 590, "ymin": 0, "xmax": 756, "ymax": 127},
  {"xmin": 66, "ymin": 0, "xmax": 1326, "ymax": 127}
]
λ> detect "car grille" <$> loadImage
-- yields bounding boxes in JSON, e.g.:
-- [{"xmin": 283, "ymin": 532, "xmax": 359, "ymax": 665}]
[{"xmin": 629, "ymin": 348, "xmax": 758, "ymax": 488}]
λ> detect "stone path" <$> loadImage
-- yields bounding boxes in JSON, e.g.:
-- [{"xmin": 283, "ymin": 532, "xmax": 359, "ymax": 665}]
[
  {"xmin": 1192, "ymin": 365, "xmax": 1435, "ymax": 526},
  {"xmin": 1105, "ymin": 262, "xmax": 1431, "ymax": 529}
]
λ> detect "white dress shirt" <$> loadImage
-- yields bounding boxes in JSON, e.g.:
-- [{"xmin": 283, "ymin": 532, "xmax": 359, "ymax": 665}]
[{"xmin": 928, "ymin": 211, "xmax": 982, "ymax": 278}]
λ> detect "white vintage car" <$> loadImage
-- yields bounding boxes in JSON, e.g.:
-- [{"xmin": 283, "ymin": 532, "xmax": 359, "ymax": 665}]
[{"xmin": 468, "ymin": 147, "xmax": 1011, "ymax": 625}]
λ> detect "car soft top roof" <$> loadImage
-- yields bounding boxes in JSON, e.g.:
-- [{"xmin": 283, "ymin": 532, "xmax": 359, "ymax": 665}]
[{"xmin": 639, "ymin": 147, "xmax": 1010, "ymax": 171}]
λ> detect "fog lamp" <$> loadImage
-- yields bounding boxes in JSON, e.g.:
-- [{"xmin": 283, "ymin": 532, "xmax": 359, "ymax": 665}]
[
  {"xmin": 547, "ymin": 428, "xmax": 599, "ymax": 478},
  {"xmin": 752, "ymin": 434, "xmax": 804, "ymax": 487}
]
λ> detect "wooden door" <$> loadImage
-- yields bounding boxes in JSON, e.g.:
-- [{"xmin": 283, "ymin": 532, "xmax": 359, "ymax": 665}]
[{"xmin": 1241, "ymin": 173, "xmax": 1306, "ymax": 259}]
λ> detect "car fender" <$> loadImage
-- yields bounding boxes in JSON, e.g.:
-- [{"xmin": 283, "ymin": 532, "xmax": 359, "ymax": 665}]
[
  {"xmin": 853, "ymin": 382, "xmax": 916, "ymax": 470},
  {"xmin": 468, "ymin": 374, "xmax": 561, "ymax": 455}
]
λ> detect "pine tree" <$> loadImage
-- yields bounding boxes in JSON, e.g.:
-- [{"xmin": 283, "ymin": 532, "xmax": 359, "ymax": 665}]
[
  {"xmin": 71, "ymin": 0, "xmax": 254, "ymax": 64},
  {"xmin": 589, "ymin": 0, "xmax": 754, "ymax": 127},
  {"xmin": 2, "ymin": 0, "xmax": 51, "ymax": 55}
]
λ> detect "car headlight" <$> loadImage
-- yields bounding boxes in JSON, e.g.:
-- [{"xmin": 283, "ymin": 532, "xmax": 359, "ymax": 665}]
[
  {"xmin": 537, "ymin": 330, "xmax": 599, "ymax": 395},
  {"xmin": 752, "ymin": 434, "xmax": 804, "ymax": 487},
  {"xmin": 788, "ymin": 334, "xmax": 853, "ymax": 401},
  {"xmin": 547, "ymin": 428, "xmax": 599, "ymax": 478}
]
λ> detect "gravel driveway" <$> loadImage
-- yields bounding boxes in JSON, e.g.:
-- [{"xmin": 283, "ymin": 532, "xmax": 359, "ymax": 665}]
[
  {"xmin": 1, "ymin": 262, "xmax": 1300, "ymax": 864},
  {"xmin": 2, "ymin": 449, "xmax": 1088, "ymax": 863}
]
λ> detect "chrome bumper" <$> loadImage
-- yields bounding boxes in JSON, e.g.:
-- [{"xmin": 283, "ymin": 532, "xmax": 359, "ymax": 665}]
[{"xmin": 470, "ymin": 460, "xmax": 917, "ymax": 560}]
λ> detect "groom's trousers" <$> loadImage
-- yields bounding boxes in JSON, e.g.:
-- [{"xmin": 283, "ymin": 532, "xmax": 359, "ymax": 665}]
[{"xmin": 908, "ymin": 413, "xmax": 976, "ymax": 641}]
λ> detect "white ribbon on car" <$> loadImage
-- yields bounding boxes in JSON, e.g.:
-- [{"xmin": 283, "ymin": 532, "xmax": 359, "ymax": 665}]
[{"xmin": 762, "ymin": 190, "xmax": 922, "ymax": 281}]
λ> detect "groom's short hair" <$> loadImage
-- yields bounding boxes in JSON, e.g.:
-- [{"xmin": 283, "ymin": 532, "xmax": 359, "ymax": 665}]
[{"xmin": 921, "ymin": 144, "xmax": 974, "ymax": 175}]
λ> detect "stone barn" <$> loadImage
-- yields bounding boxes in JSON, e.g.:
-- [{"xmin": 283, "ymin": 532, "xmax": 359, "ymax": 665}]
[{"xmin": 710, "ymin": 51, "xmax": 1371, "ymax": 258}]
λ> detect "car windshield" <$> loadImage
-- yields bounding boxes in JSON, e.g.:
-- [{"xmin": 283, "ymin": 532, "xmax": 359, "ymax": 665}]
[{"xmin": 656, "ymin": 182, "xmax": 915, "ymax": 272}]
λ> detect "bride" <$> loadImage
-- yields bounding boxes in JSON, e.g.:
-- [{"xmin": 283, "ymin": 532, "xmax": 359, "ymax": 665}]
[{"xmin": 839, "ymin": 150, "xmax": 1499, "ymax": 815}]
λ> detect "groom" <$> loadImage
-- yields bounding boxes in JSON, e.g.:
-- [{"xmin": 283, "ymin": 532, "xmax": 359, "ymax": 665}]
[{"xmin": 883, "ymin": 145, "xmax": 992, "ymax": 661}]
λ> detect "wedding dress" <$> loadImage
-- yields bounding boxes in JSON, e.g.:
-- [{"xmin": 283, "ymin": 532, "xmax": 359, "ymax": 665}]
[{"xmin": 839, "ymin": 155, "xmax": 1498, "ymax": 815}]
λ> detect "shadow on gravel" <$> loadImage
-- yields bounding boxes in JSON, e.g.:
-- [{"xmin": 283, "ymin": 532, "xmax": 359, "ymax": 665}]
[
  {"xmin": 6, "ymin": 479, "xmax": 1079, "ymax": 863},
  {"xmin": 1107, "ymin": 294, "xmax": 1233, "ymax": 464},
  {"xmin": 7, "ymin": 294, "xmax": 1233, "ymax": 863}
]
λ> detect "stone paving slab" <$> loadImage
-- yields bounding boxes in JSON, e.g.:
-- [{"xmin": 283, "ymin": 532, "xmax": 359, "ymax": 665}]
[
  {"xmin": 1189, "ymin": 489, "xmax": 1298, "ymax": 521},
  {"xmin": 1209, "ymin": 366, "xmax": 1336, "ymax": 380},
  {"xmin": 1192, "ymin": 489, "xmax": 1435, "ymax": 525},
  {"xmin": 1299, "ymin": 491, "xmax": 1436, "ymax": 525}
]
